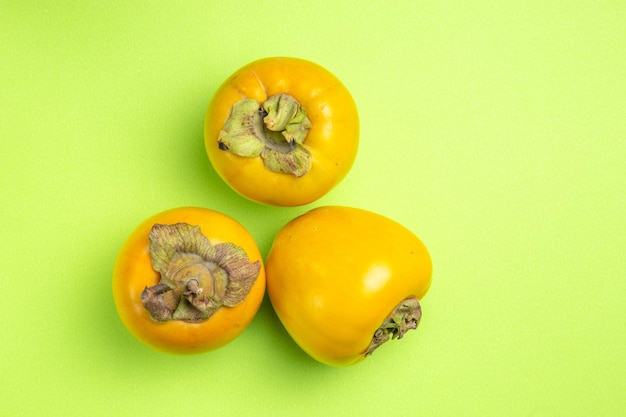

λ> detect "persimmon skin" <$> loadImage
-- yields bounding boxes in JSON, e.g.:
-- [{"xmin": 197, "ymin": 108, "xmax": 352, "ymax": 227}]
[
  {"xmin": 265, "ymin": 206, "xmax": 432, "ymax": 366},
  {"xmin": 112, "ymin": 207, "xmax": 265, "ymax": 354}
]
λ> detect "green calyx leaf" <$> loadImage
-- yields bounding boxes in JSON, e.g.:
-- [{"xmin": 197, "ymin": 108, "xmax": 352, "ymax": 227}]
[
  {"xmin": 363, "ymin": 297, "xmax": 422, "ymax": 357},
  {"xmin": 217, "ymin": 94, "xmax": 312, "ymax": 177},
  {"xmin": 261, "ymin": 145, "xmax": 312, "ymax": 178},
  {"xmin": 217, "ymin": 99, "xmax": 266, "ymax": 157},
  {"xmin": 141, "ymin": 223, "xmax": 261, "ymax": 323}
]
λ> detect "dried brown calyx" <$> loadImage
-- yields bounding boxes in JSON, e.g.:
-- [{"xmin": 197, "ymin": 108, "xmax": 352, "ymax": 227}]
[
  {"xmin": 363, "ymin": 297, "xmax": 422, "ymax": 356},
  {"xmin": 141, "ymin": 223, "xmax": 260, "ymax": 323}
]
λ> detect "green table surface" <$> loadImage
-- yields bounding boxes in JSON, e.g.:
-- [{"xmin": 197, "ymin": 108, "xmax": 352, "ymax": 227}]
[{"xmin": 2, "ymin": 1, "xmax": 624, "ymax": 416}]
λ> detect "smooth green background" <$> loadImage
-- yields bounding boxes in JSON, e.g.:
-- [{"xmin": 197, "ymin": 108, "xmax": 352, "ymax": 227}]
[{"xmin": 1, "ymin": 1, "xmax": 624, "ymax": 416}]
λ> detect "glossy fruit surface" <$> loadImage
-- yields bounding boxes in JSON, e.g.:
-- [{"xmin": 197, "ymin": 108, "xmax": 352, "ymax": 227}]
[{"xmin": 265, "ymin": 206, "xmax": 432, "ymax": 366}]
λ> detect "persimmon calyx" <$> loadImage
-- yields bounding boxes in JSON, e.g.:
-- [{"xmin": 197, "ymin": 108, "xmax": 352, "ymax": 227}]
[
  {"xmin": 217, "ymin": 94, "xmax": 312, "ymax": 177},
  {"xmin": 141, "ymin": 223, "xmax": 260, "ymax": 323},
  {"xmin": 363, "ymin": 297, "xmax": 422, "ymax": 356}
]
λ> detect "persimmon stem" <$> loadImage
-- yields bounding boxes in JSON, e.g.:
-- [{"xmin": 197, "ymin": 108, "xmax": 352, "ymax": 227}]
[
  {"xmin": 364, "ymin": 297, "xmax": 422, "ymax": 356},
  {"xmin": 217, "ymin": 94, "xmax": 312, "ymax": 177}
]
